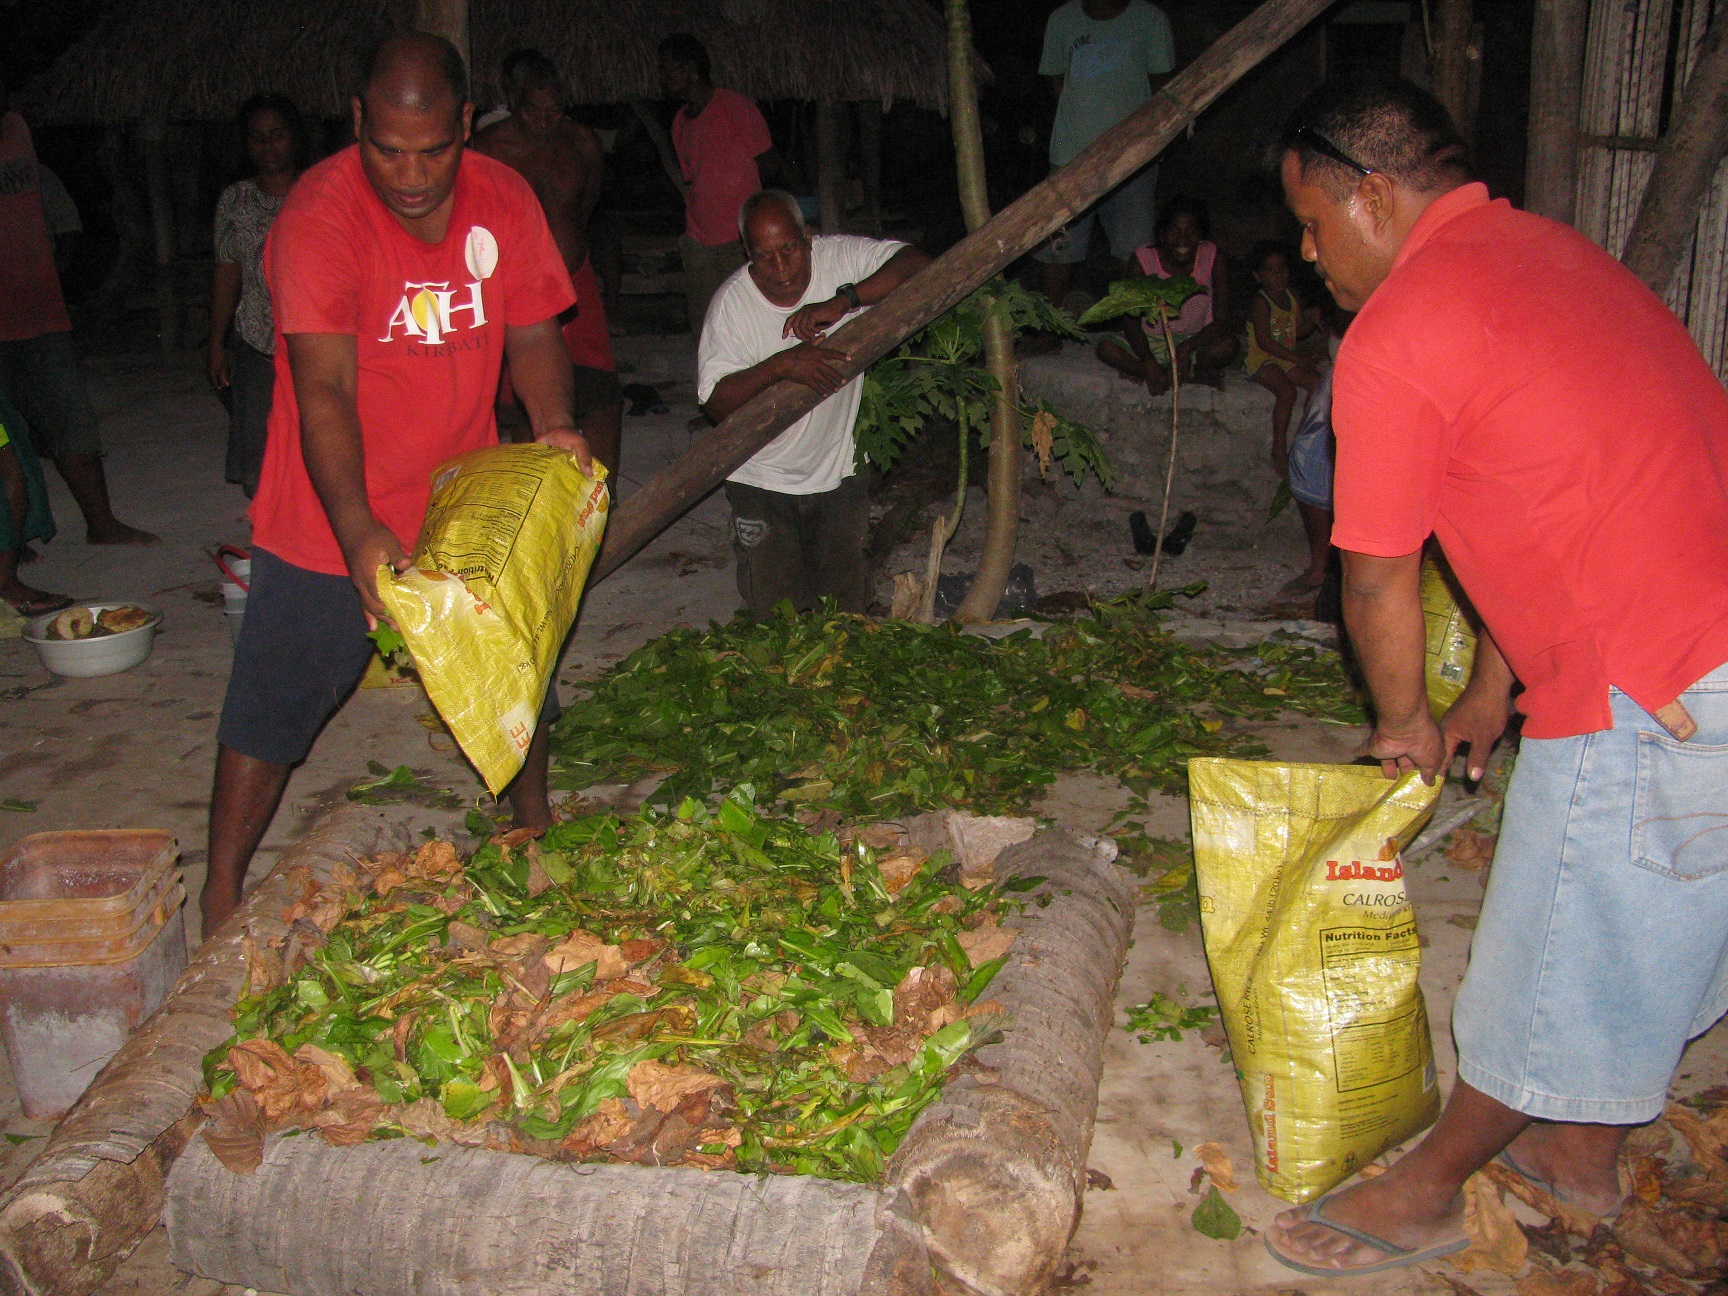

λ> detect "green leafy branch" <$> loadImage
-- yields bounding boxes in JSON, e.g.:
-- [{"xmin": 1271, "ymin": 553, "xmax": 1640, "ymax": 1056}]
[{"xmin": 855, "ymin": 279, "xmax": 1110, "ymax": 491}]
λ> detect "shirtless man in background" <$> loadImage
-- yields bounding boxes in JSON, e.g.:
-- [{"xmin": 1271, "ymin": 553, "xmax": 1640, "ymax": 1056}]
[{"xmin": 475, "ymin": 49, "xmax": 623, "ymax": 473}]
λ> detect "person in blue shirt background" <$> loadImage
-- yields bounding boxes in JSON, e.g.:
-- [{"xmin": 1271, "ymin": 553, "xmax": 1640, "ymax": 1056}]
[{"xmin": 1031, "ymin": 0, "xmax": 1175, "ymax": 326}]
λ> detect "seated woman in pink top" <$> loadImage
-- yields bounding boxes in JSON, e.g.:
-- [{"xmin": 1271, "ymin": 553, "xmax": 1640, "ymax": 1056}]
[{"xmin": 1097, "ymin": 196, "xmax": 1238, "ymax": 394}]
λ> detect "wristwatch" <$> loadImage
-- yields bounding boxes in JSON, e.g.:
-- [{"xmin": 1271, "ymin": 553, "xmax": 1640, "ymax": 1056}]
[{"xmin": 836, "ymin": 282, "xmax": 862, "ymax": 311}]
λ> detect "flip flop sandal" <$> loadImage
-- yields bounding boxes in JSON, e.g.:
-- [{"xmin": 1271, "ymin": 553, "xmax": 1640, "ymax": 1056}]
[
  {"xmin": 5, "ymin": 592, "xmax": 73, "ymax": 617},
  {"xmin": 1494, "ymin": 1149, "xmax": 1625, "ymax": 1222},
  {"xmin": 1264, "ymin": 1192, "xmax": 1471, "ymax": 1278}
]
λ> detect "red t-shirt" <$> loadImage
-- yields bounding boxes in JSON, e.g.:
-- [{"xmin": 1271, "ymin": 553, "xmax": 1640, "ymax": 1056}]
[
  {"xmin": 251, "ymin": 146, "xmax": 575, "ymax": 575},
  {"xmin": 672, "ymin": 89, "xmax": 772, "ymax": 247},
  {"xmin": 0, "ymin": 113, "xmax": 72, "ymax": 342},
  {"xmin": 1332, "ymin": 182, "xmax": 1728, "ymax": 738}
]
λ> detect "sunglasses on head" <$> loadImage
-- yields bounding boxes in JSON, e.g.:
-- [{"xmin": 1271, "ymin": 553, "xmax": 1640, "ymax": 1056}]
[{"xmin": 1291, "ymin": 125, "xmax": 1374, "ymax": 178}]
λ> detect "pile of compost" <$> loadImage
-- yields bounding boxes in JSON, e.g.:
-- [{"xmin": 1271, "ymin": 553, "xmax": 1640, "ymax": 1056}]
[{"xmin": 200, "ymin": 791, "xmax": 1021, "ymax": 1184}]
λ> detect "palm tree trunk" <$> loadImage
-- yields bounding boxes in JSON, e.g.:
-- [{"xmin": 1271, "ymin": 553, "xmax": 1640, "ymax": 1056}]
[{"xmin": 947, "ymin": 0, "xmax": 1022, "ymax": 624}]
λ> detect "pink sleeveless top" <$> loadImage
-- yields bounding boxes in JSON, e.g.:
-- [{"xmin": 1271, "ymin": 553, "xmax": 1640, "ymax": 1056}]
[{"xmin": 1134, "ymin": 240, "xmax": 1216, "ymax": 337}]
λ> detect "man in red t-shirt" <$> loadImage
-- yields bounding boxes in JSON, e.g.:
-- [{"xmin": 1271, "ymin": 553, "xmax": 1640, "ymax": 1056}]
[
  {"xmin": 205, "ymin": 34, "xmax": 592, "ymax": 933},
  {"xmin": 1265, "ymin": 80, "xmax": 1728, "ymax": 1279},
  {"xmin": 658, "ymin": 34, "xmax": 783, "ymax": 331}
]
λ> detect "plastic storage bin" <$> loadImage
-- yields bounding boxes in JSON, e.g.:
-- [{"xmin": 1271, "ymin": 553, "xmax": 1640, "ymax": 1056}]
[{"xmin": 0, "ymin": 831, "xmax": 186, "ymax": 1119}]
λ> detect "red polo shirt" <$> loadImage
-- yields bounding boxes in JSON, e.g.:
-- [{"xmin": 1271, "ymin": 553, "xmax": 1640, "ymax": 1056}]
[
  {"xmin": 1332, "ymin": 182, "xmax": 1728, "ymax": 738},
  {"xmin": 251, "ymin": 146, "xmax": 574, "ymax": 575}
]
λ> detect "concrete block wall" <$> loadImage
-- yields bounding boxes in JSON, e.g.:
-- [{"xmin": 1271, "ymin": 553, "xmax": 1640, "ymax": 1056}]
[{"xmin": 1018, "ymin": 344, "xmax": 1286, "ymax": 516}]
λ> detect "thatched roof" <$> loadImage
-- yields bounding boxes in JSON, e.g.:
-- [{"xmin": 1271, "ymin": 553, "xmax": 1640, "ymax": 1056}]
[{"xmin": 29, "ymin": 0, "xmax": 955, "ymax": 124}]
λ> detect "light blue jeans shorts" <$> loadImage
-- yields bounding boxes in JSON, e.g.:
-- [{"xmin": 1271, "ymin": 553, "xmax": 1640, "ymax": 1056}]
[{"xmin": 1453, "ymin": 661, "xmax": 1728, "ymax": 1123}]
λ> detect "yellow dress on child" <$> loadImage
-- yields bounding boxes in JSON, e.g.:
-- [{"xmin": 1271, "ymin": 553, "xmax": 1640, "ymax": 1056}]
[{"xmin": 1245, "ymin": 289, "xmax": 1299, "ymax": 377}]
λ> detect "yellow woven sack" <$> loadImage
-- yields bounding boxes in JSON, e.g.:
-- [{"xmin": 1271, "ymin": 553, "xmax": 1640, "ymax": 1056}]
[
  {"xmin": 1190, "ymin": 758, "xmax": 1443, "ymax": 1203},
  {"xmin": 1421, "ymin": 555, "xmax": 1476, "ymax": 720},
  {"xmin": 378, "ymin": 444, "xmax": 609, "ymax": 794}
]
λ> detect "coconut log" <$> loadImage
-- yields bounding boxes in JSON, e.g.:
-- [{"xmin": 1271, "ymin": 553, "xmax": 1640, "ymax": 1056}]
[
  {"xmin": 161, "ymin": 827, "xmax": 1130, "ymax": 1296},
  {"xmin": 0, "ymin": 803, "xmax": 423, "ymax": 1296},
  {"xmin": 589, "ymin": 0, "xmax": 1336, "ymax": 584},
  {"xmin": 889, "ymin": 829, "xmax": 1132, "ymax": 1296},
  {"xmin": 167, "ymin": 1137, "xmax": 934, "ymax": 1296}
]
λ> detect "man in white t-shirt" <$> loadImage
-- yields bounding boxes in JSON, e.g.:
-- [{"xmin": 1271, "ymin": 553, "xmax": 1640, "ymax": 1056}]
[{"xmin": 698, "ymin": 190, "xmax": 929, "ymax": 615}]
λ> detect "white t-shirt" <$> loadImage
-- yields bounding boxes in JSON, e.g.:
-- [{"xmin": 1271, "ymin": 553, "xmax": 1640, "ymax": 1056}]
[{"xmin": 698, "ymin": 234, "xmax": 905, "ymax": 495}]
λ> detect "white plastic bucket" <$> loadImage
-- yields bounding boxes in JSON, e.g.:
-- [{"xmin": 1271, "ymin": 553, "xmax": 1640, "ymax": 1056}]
[{"xmin": 215, "ymin": 547, "xmax": 250, "ymax": 645}]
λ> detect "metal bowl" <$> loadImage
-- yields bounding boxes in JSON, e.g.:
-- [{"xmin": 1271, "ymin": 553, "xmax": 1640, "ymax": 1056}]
[{"xmin": 23, "ymin": 602, "xmax": 164, "ymax": 678}]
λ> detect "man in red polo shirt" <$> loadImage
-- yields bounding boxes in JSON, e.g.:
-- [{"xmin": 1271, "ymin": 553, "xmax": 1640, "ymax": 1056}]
[
  {"xmin": 203, "ymin": 33, "xmax": 591, "ymax": 933},
  {"xmin": 1264, "ymin": 79, "xmax": 1728, "ymax": 1278}
]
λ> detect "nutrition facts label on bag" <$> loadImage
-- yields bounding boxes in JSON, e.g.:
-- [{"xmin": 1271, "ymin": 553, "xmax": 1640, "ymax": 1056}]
[
  {"xmin": 419, "ymin": 466, "xmax": 544, "ymax": 583},
  {"xmin": 1319, "ymin": 922, "xmax": 1425, "ymax": 1092}
]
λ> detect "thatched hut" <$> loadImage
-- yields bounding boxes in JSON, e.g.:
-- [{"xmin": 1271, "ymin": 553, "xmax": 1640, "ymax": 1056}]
[{"xmin": 28, "ymin": 0, "xmax": 953, "ymax": 124}]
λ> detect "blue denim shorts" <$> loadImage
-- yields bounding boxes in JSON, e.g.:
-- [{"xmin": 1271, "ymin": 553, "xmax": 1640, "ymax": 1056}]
[
  {"xmin": 1452, "ymin": 661, "xmax": 1728, "ymax": 1123},
  {"xmin": 1288, "ymin": 371, "xmax": 1334, "ymax": 510},
  {"xmin": 1033, "ymin": 163, "xmax": 1158, "ymax": 266}
]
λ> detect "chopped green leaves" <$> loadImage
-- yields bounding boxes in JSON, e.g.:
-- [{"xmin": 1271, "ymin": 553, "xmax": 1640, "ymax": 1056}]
[
  {"xmin": 548, "ymin": 595, "xmax": 1363, "ymax": 817},
  {"xmin": 1124, "ymin": 992, "xmax": 1216, "ymax": 1043}
]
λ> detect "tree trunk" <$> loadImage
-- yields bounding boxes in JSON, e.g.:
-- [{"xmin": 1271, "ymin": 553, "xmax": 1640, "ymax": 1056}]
[
  {"xmin": 1430, "ymin": 0, "xmax": 1474, "ymax": 133},
  {"xmin": 858, "ymin": 102, "xmax": 884, "ymax": 236},
  {"xmin": 1621, "ymin": 7, "xmax": 1728, "ymax": 296},
  {"xmin": 169, "ymin": 1140, "xmax": 933, "ymax": 1296},
  {"xmin": 589, "ymin": 0, "xmax": 1335, "ymax": 584},
  {"xmin": 139, "ymin": 115, "xmax": 177, "ymax": 355},
  {"xmin": 946, "ymin": 0, "xmax": 1022, "ymax": 626},
  {"xmin": 817, "ymin": 101, "xmax": 845, "ymax": 233},
  {"xmin": 631, "ymin": 101, "xmax": 691, "ymax": 205},
  {"xmin": 414, "ymin": 0, "xmax": 468, "ymax": 68},
  {"xmin": 1525, "ymin": 0, "xmax": 1588, "ymax": 224},
  {"xmin": 0, "ymin": 805, "xmax": 423, "ymax": 1296},
  {"xmin": 889, "ymin": 830, "xmax": 1132, "ymax": 1296}
]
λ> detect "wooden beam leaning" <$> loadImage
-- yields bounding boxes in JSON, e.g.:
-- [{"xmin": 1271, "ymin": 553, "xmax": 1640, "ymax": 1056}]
[
  {"xmin": 1622, "ymin": 6, "xmax": 1728, "ymax": 296},
  {"xmin": 589, "ymin": 0, "xmax": 1336, "ymax": 582}
]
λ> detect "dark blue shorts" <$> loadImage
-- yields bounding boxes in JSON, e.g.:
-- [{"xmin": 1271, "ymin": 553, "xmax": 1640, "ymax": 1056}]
[{"xmin": 217, "ymin": 548, "xmax": 559, "ymax": 767}]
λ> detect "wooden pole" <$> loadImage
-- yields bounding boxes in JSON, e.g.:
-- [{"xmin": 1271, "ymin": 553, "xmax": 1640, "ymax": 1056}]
[
  {"xmin": 948, "ymin": 0, "xmax": 1022, "ymax": 625},
  {"xmin": 139, "ymin": 115, "xmax": 177, "ymax": 355},
  {"xmin": 1525, "ymin": 0, "xmax": 1587, "ymax": 224},
  {"xmin": 590, "ymin": 0, "xmax": 1336, "ymax": 583},
  {"xmin": 414, "ymin": 0, "xmax": 469, "ymax": 69},
  {"xmin": 817, "ymin": 100, "xmax": 844, "ymax": 233},
  {"xmin": 1430, "ymin": 0, "xmax": 1474, "ymax": 134},
  {"xmin": 1622, "ymin": 7, "xmax": 1728, "ymax": 296}
]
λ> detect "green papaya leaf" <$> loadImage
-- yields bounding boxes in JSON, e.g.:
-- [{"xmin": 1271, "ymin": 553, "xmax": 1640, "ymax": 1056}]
[{"xmin": 1077, "ymin": 275, "xmax": 1205, "ymax": 326}]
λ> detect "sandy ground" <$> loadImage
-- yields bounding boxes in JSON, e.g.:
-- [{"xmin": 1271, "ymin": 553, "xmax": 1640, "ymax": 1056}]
[{"xmin": 0, "ymin": 336, "xmax": 1722, "ymax": 1295}]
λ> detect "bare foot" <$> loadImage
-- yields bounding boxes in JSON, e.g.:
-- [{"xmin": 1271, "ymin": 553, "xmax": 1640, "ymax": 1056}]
[
  {"xmin": 1195, "ymin": 366, "xmax": 1227, "ymax": 391},
  {"xmin": 2, "ymin": 581, "xmax": 71, "ymax": 617},
  {"xmin": 1501, "ymin": 1123, "xmax": 1627, "ymax": 1216},
  {"xmin": 87, "ymin": 521, "xmax": 160, "ymax": 546},
  {"xmin": 1277, "ymin": 571, "xmax": 1326, "ymax": 599},
  {"xmin": 1268, "ymin": 1172, "xmax": 1466, "ymax": 1272}
]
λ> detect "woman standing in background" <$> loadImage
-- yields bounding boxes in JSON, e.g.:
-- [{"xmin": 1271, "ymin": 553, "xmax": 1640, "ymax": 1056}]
[{"xmin": 207, "ymin": 94, "xmax": 306, "ymax": 498}]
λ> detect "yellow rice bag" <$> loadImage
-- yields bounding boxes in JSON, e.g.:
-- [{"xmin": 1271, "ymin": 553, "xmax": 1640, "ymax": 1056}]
[
  {"xmin": 1190, "ymin": 758, "xmax": 1443, "ymax": 1203},
  {"xmin": 1421, "ymin": 555, "xmax": 1476, "ymax": 721},
  {"xmin": 379, "ymin": 444, "xmax": 609, "ymax": 794}
]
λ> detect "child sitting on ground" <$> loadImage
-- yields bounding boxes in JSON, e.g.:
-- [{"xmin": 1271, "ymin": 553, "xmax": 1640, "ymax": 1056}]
[
  {"xmin": 1244, "ymin": 241, "xmax": 1321, "ymax": 489},
  {"xmin": 1097, "ymin": 196, "xmax": 1239, "ymax": 396}
]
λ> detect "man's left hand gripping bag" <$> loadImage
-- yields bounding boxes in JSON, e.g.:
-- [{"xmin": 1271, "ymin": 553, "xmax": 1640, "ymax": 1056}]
[{"xmin": 378, "ymin": 444, "xmax": 609, "ymax": 794}]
